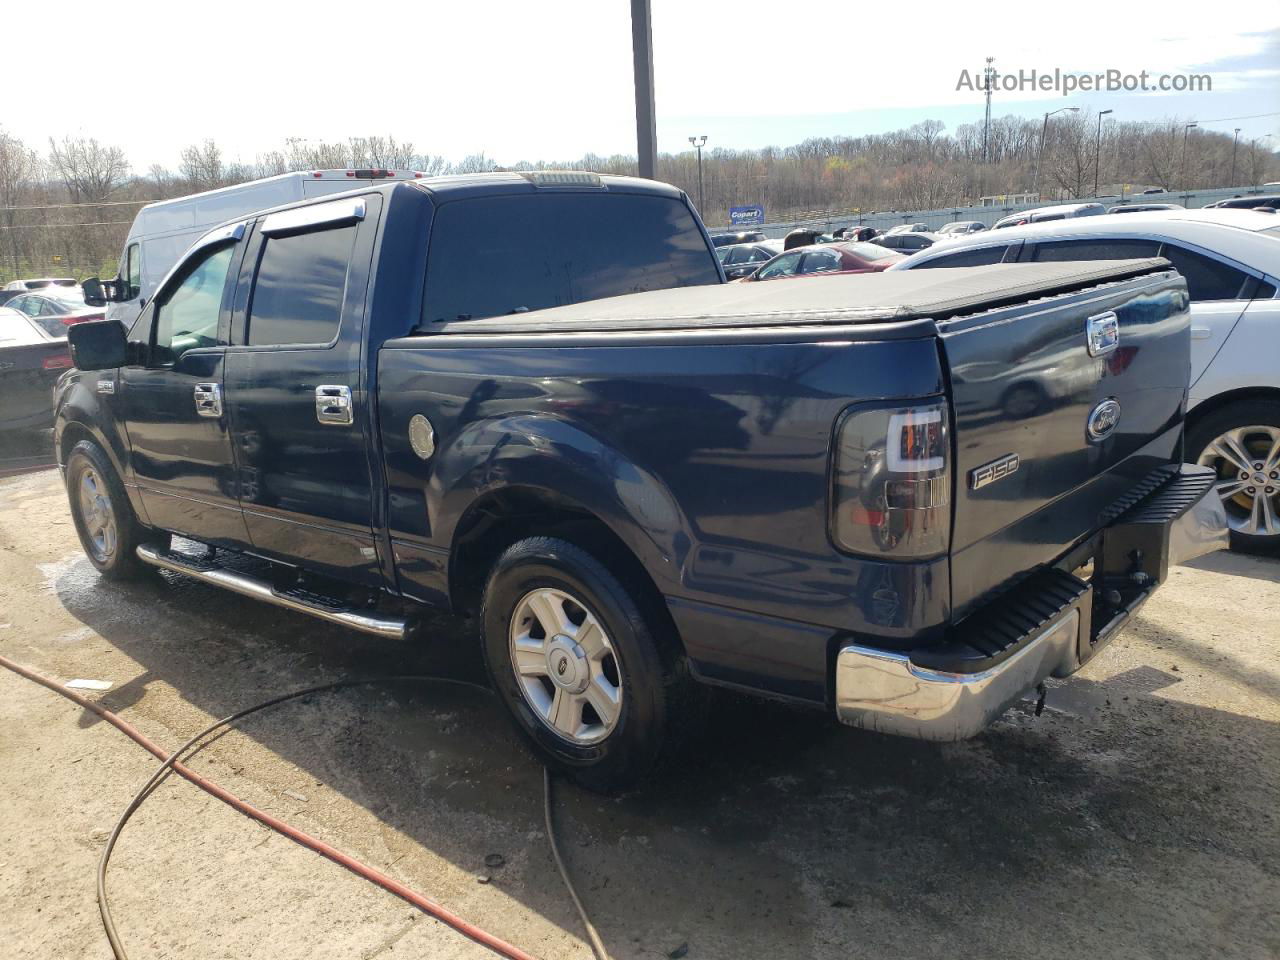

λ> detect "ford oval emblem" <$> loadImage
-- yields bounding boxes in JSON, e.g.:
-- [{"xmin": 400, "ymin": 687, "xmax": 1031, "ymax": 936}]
[{"xmin": 1087, "ymin": 398, "xmax": 1122, "ymax": 441}]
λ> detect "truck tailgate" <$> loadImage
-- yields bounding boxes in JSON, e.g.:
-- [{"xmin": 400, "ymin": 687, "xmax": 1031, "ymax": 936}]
[{"xmin": 940, "ymin": 266, "xmax": 1190, "ymax": 617}]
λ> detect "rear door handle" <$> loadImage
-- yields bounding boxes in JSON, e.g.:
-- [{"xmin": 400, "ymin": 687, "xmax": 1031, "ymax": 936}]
[
  {"xmin": 315, "ymin": 384, "xmax": 354, "ymax": 426},
  {"xmin": 193, "ymin": 382, "xmax": 222, "ymax": 418},
  {"xmin": 1190, "ymin": 326, "xmax": 1213, "ymax": 340}
]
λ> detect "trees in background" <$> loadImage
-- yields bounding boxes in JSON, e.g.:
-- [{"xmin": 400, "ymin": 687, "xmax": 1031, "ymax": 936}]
[{"xmin": 1, "ymin": 118, "xmax": 1276, "ymax": 282}]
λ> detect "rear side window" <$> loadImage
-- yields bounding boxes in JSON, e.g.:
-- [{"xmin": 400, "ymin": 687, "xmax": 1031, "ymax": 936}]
[
  {"xmin": 421, "ymin": 194, "xmax": 719, "ymax": 324},
  {"xmin": 1157, "ymin": 244, "xmax": 1249, "ymax": 301},
  {"xmin": 919, "ymin": 245, "xmax": 1008, "ymax": 268},
  {"xmin": 1031, "ymin": 238, "xmax": 1161, "ymax": 262},
  {"xmin": 248, "ymin": 225, "xmax": 356, "ymax": 345},
  {"xmin": 798, "ymin": 250, "xmax": 842, "ymax": 274}
]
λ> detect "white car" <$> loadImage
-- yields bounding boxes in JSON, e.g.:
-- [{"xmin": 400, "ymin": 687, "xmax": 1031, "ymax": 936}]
[{"xmin": 888, "ymin": 209, "xmax": 1280, "ymax": 552}]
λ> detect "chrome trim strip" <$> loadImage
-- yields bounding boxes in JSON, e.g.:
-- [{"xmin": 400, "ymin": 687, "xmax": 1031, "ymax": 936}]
[
  {"xmin": 261, "ymin": 198, "xmax": 366, "ymax": 236},
  {"xmin": 835, "ymin": 610, "xmax": 1081, "ymax": 741},
  {"xmin": 135, "ymin": 544, "xmax": 405, "ymax": 640}
]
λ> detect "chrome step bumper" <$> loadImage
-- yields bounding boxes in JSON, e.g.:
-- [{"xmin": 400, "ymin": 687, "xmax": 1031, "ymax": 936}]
[
  {"xmin": 135, "ymin": 544, "xmax": 407, "ymax": 640},
  {"xmin": 835, "ymin": 464, "xmax": 1227, "ymax": 741}
]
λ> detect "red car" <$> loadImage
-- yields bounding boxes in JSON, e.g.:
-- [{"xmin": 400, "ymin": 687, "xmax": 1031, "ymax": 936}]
[{"xmin": 741, "ymin": 241, "xmax": 904, "ymax": 282}]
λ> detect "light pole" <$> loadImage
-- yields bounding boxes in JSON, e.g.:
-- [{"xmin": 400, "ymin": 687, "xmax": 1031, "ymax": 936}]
[
  {"xmin": 1033, "ymin": 107, "xmax": 1078, "ymax": 199},
  {"xmin": 1093, "ymin": 109, "xmax": 1113, "ymax": 197},
  {"xmin": 1230, "ymin": 128, "xmax": 1241, "ymax": 185},
  {"xmin": 1180, "ymin": 122, "xmax": 1197, "ymax": 192},
  {"xmin": 688, "ymin": 135, "xmax": 707, "ymax": 212},
  {"xmin": 630, "ymin": 0, "xmax": 656, "ymax": 179}
]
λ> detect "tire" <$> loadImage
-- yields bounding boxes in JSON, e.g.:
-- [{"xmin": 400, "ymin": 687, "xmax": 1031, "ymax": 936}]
[
  {"xmin": 1186, "ymin": 399, "xmax": 1280, "ymax": 556},
  {"xmin": 480, "ymin": 536, "xmax": 698, "ymax": 793},
  {"xmin": 65, "ymin": 439, "xmax": 151, "ymax": 579}
]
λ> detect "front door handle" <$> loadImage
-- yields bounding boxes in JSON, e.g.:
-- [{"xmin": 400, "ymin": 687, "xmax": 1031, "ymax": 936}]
[
  {"xmin": 193, "ymin": 382, "xmax": 222, "ymax": 418},
  {"xmin": 315, "ymin": 384, "xmax": 354, "ymax": 426}
]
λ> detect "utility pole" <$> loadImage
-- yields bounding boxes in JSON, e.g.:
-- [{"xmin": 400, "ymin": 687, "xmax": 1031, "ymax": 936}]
[
  {"xmin": 688, "ymin": 136, "xmax": 708, "ymax": 212},
  {"xmin": 1230, "ymin": 128, "xmax": 1241, "ymax": 185},
  {"xmin": 981, "ymin": 57, "xmax": 995, "ymax": 164},
  {"xmin": 1033, "ymin": 107, "xmax": 1077, "ymax": 199},
  {"xmin": 630, "ymin": 0, "xmax": 657, "ymax": 179},
  {"xmin": 1180, "ymin": 122, "xmax": 1197, "ymax": 192},
  {"xmin": 1094, "ymin": 109, "xmax": 1113, "ymax": 197}
]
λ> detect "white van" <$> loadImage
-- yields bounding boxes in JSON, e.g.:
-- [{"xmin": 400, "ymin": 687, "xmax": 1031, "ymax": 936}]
[{"xmin": 93, "ymin": 169, "xmax": 426, "ymax": 326}]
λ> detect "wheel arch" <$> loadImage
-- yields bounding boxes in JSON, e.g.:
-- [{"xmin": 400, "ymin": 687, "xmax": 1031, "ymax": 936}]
[
  {"xmin": 447, "ymin": 485, "xmax": 682, "ymax": 652},
  {"xmin": 1186, "ymin": 386, "xmax": 1280, "ymax": 443}
]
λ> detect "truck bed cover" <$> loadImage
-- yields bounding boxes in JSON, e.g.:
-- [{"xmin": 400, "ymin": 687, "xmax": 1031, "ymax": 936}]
[{"xmin": 429, "ymin": 258, "xmax": 1173, "ymax": 335}]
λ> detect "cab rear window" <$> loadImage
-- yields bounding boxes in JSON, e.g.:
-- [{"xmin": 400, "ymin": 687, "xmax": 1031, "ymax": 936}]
[{"xmin": 421, "ymin": 194, "xmax": 719, "ymax": 325}]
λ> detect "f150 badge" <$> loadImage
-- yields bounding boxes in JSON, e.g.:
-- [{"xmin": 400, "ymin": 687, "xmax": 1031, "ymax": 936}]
[{"xmin": 970, "ymin": 453, "xmax": 1020, "ymax": 490}]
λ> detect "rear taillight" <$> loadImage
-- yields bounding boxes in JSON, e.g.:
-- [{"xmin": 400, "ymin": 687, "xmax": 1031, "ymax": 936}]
[
  {"xmin": 832, "ymin": 399, "xmax": 951, "ymax": 559},
  {"xmin": 63, "ymin": 313, "xmax": 104, "ymax": 326},
  {"xmin": 42, "ymin": 353, "xmax": 72, "ymax": 371}
]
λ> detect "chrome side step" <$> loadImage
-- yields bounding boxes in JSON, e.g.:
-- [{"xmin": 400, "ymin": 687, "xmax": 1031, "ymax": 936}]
[{"xmin": 135, "ymin": 544, "xmax": 407, "ymax": 640}]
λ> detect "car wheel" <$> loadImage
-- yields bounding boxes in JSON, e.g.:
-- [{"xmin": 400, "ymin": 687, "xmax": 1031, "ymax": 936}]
[
  {"xmin": 65, "ymin": 440, "xmax": 151, "ymax": 579},
  {"xmin": 480, "ymin": 536, "xmax": 698, "ymax": 793},
  {"xmin": 1188, "ymin": 400, "xmax": 1280, "ymax": 555}
]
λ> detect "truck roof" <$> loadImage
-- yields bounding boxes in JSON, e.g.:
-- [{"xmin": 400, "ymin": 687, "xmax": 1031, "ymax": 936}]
[{"xmin": 430, "ymin": 259, "xmax": 1174, "ymax": 335}]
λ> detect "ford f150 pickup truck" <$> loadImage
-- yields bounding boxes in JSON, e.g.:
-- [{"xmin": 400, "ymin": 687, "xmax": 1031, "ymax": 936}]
[{"xmin": 57, "ymin": 172, "xmax": 1229, "ymax": 790}]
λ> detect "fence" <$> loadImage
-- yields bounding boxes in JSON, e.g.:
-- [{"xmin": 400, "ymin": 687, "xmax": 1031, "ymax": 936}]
[{"xmin": 741, "ymin": 183, "xmax": 1279, "ymax": 238}]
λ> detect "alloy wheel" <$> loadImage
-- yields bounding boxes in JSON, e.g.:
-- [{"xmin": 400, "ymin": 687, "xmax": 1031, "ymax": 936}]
[{"xmin": 1197, "ymin": 425, "xmax": 1280, "ymax": 537}]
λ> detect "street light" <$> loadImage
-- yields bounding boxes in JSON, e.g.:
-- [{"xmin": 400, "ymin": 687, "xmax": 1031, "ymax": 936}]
[
  {"xmin": 1180, "ymin": 122, "xmax": 1197, "ymax": 192},
  {"xmin": 688, "ymin": 135, "xmax": 708, "ymax": 213},
  {"xmin": 1033, "ymin": 107, "xmax": 1078, "ymax": 198},
  {"xmin": 1230, "ymin": 128, "xmax": 1241, "ymax": 185},
  {"xmin": 1094, "ymin": 109, "xmax": 1113, "ymax": 197}
]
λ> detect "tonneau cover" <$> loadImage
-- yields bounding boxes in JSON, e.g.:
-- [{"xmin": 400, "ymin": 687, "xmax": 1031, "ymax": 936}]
[{"xmin": 431, "ymin": 258, "xmax": 1172, "ymax": 334}]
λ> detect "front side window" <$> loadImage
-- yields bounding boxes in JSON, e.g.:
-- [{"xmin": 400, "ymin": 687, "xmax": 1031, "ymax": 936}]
[
  {"xmin": 756, "ymin": 252, "xmax": 802, "ymax": 280},
  {"xmin": 798, "ymin": 250, "xmax": 842, "ymax": 274},
  {"xmin": 153, "ymin": 244, "xmax": 235, "ymax": 362},
  {"xmin": 421, "ymin": 193, "xmax": 719, "ymax": 325},
  {"xmin": 247, "ymin": 224, "xmax": 356, "ymax": 346},
  {"xmin": 919, "ymin": 245, "xmax": 1008, "ymax": 269},
  {"xmin": 9, "ymin": 295, "xmax": 34, "ymax": 316}
]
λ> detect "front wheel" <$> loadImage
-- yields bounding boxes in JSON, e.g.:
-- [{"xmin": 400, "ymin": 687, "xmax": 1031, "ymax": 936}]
[
  {"xmin": 1187, "ymin": 399, "xmax": 1280, "ymax": 555},
  {"xmin": 65, "ymin": 440, "xmax": 151, "ymax": 579},
  {"xmin": 480, "ymin": 537, "xmax": 698, "ymax": 793}
]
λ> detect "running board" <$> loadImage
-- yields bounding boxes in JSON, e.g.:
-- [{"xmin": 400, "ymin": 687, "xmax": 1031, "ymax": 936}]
[{"xmin": 135, "ymin": 544, "xmax": 407, "ymax": 640}]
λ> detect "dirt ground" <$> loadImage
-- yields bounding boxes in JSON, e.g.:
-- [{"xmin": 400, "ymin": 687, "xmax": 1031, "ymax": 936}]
[{"xmin": 1, "ymin": 464, "xmax": 1277, "ymax": 960}]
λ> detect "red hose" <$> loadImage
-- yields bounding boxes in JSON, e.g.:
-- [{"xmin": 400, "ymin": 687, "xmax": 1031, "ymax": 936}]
[{"xmin": 0, "ymin": 653, "xmax": 541, "ymax": 960}]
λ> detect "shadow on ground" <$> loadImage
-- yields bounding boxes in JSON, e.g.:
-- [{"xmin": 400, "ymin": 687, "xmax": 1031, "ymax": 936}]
[{"xmin": 51, "ymin": 553, "xmax": 1280, "ymax": 960}]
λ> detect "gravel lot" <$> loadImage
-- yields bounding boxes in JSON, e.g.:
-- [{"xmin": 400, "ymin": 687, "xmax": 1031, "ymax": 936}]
[{"xmin": 1, "ymin": 465, "xmax": 1277, "ymax": 960}]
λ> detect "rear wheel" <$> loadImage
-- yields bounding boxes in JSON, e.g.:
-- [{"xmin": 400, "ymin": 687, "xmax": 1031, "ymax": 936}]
[
  {"xmin": 480, "ymin": 536, "xmax": 698, "ymax": 793},
  {"xmin": 65, "ymin": 440, "xmax": 151, "ymax": 579},
  {"xmin": 1188, "ymin": 400, "xmax": 1280, "ymax": 555}
]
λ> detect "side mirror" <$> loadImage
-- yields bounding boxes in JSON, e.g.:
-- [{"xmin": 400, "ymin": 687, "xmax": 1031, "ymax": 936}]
[
  {"xmin": 81, "ymin": 277, "xmax": 108, "ymax": 307},
  {"xmin": 67, "ymin": 319, "xmax": 129, "ymax": 371}
]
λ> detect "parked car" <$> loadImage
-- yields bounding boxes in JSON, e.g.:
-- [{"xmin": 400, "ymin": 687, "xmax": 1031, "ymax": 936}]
[
  {"xmin": 1108, "ymin": 203, "xmax": 1185, "ymax": 214},
  {"xmin": 711, "ymin": 230, "xmax": 767, "ymax": 248},
  {"xmin": 5, "ymin": 289, "xmax": 105, "ymax": 337},
  {"xmin": 1205, "ymin": 195, "xmax": 1280, "ymax": 212},
  {"xmin": 938, "ymin": 221, "xmax": 986, "ymax": 235},
  {"xmin": 835, "ymin": 226, "xmax": 879, "ymax": 242},
  {"xmin": 58, "ymin": 174, "xmax": 1225, "ymax": 792},
  {"xmin": 871, "ymin": 231, "xmax": 945, "ymax": 254},
  {"xmin": 742, "ymin": 241, "xmax": 903, "ymax": 281},
  {"xmin": 0, "ymin": 307, "xmax": 72, "ymax": 438},
  {"xmin": 86, "ymin": 169, "xmax": 431, "ymax": 331},
  {"xmin": 884, "ymin": 223, "xmax": 930, "ymax": 235},
  {"xmin": 3, "ymin": 277, "xmax": 79, "ymax": 292},
  {"xmin": 887, "ymin": 209, "xmax": 1280, "ymax": 552},
  {"xmin": 1142, "ymin": 187, "xmax": 1168, "ymax": 195},
  {"xmin": 717, "ymin": 240, "xmax": 784, "ymax": 279},
  {"xmin": 993, "ymin": 202, "xmax": 1106, "ymax": 229}
]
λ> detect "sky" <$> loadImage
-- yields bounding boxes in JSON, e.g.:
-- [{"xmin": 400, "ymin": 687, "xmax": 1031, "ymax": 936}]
[{"xmin": 4, "ymin": 0, "xmax": 1278, "ymax": 170}]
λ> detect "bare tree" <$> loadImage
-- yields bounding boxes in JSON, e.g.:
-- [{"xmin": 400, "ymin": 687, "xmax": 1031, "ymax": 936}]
[
  {"xmin": 47, "ymin": 136, "xmax": 129, "ymax": 203},
  {"xmin": 0, "ymin": 131, "xmax": 40, "ymax": 271},
  {"xmin": 179, "ymin": 139, "xmax": 225, "ymax": 190}
]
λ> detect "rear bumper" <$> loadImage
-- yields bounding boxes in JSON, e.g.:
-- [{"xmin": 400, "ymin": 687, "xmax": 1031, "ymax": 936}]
[{"xmin": 834, "ymin": 464, "xmax": 1227, "ymax": 740}]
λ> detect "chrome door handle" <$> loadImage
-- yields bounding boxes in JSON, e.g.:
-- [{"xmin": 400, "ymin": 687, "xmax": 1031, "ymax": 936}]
[
  {"xmin": 1190, "ymin": 326, "xmax": 1212, "ymax": 340},
  {"xmin": 315, "ymin": 384, "xmax": 353, "ymax": 426},
  {"xmin": 193, "ymin": 382, "xmax": 222, "ymax": 418}
]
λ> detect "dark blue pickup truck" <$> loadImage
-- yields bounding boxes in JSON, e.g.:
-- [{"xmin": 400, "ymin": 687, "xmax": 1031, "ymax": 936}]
[{"xmin": 58, "ymin": 173, "xmax": 1228, "ymax": 790}]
